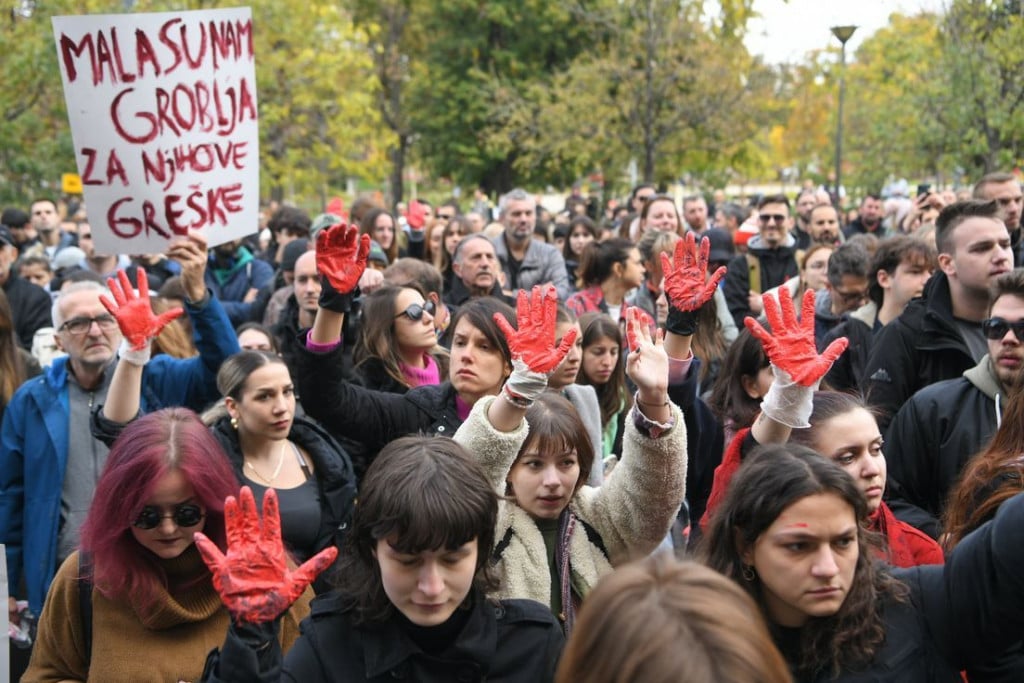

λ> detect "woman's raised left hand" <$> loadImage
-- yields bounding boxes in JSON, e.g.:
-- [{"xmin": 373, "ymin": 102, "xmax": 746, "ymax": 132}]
[
  {"xmin": 494, "ymin": 284, "xmax": 577, "ymax": 374},
  {"xmin": 625, "ymin": 305, "xmax": 668, "ymax": 397}
]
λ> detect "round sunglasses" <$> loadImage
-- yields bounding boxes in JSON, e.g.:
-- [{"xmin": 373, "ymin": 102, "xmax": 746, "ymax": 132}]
[
  {"xmin": 394, "ymin": 300, "xmax": 437, "ymax": 322},
  {"xmin": 132, "ymin": 503, "xmax": 205, "ymax": 530}
]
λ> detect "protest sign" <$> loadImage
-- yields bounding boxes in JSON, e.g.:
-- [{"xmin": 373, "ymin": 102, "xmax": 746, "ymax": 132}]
[{"xmin": 52, "ymin": 7, "xmax": 259, "ymax": 254}]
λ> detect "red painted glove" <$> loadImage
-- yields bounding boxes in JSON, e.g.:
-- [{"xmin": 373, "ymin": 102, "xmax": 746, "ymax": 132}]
[
  {"xmin": 316, "ymin": 223, "xmax": 371, "ymax": 312},
  {"xmin": 194, "ymin": 487, "xmax": 337, "ymax": 624},
  {"xmin": 661, "ymin": 232, "xmax": 727, "ymax": 312},
  {"xmin": 100, "ymin": 268, "xmax": 183, "ymax": 351},
  {"xmin": 744, "ymin": 288, "xmax": 848, "ymax": 387},
  {"xmin": 407, "ymin": 200, "xmax": 427, "ymax": 230},
  {"xmin": 494, "ymin": 284, "xmax": 577, "ymax": 373}
]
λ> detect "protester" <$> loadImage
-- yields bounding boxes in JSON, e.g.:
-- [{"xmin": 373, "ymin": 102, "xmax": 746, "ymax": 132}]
[
  {"xmin": 703, "ymin": 445, "xmax": 1024, "ymax": 680},
  {"xmin": 24, "ymin": 409, "xmax": 311, "ymax": 682},
  {"xmin": 555, "ymin": 555, "xmax": 792, "ymax": 683},
  {"xmin": 199, "ymin": 437, "xmax": 564, "ymax": 682},
  {"xmin": 453, "ymin": 295, "xmax": 686, "ymax": 632},
  {"xmin": 96, "ymin": 345, "xmax": 357, "ymax": 584}
]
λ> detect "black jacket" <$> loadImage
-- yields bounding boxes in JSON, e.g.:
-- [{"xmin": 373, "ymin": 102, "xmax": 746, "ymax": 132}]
[
  {"xmin": 820, "ymin": 301, "xmax": 879, "ymax": 393},
  {"xmin": 295, "ymin": 341, "xmax": 462, "ymax": 478},
  {"xmin": 208, "ymin": 416, "xmax": 356, "ymax": 577},
  {"xmin": 202, "ymin": 592, "xmax": 564, "ymax": 683},
  {"xmin": 862, "ymin": 272, "xmax": 976, "ymax": 431},
  {"xmin": 667, "ymin": 357, "xmax": 724, "ymax": 550},
  {"xmin": 883, "ymin": 357, "xmax": 1004, "ymax": 539},
  {"xmin": 722, "ymin": 235, "xmax": 800, "ymax": 328},
  {"xmin": 782, "ymin": 491, "xmax": 1024, "ymax": 681}
]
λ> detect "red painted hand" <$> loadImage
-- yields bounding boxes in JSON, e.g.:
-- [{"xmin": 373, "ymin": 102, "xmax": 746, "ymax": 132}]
[
  {"xmin": 99, "ymin": 268, "xmax": 183, "ymax": 351},
  {"xmin": 493, "ymin": 284, "xmax": 577, "ymax": 374},
  {"xmin": 660, "ymin": 232, "xmax": 726, "ymax": 312},
  {"xmin": 316, "ymin": 223, "xmax": 370, "ymax": 295},
  {"xmin": 195, "ymin": 487, "xmax": 337, "ymax": 624},
  {"xmin": 744, "ymin": 288, "xmax": 848, "ymax": 387}
]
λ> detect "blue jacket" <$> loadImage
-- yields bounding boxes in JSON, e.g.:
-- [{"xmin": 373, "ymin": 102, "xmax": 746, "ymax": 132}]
[
  {"xmin": 0, "ymin": 294, "xmax": 239, "ymax": 613},
  {"xmin": 204, "ymin": 247, "xmax": 274, "ymax": 326}
]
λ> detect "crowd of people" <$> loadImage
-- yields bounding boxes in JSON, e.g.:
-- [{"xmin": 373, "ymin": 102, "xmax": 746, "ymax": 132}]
[{"xmin": 3, "ymin": 173, "xmax": 1024, "ymax": 681}]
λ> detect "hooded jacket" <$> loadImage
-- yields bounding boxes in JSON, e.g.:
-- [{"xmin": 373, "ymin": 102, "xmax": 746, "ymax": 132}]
[
  {"xmin": 862, "ymin": 272, "xmax": 976, "ymax": 431},
  {"xmin": 723, "ymin": 233, "xmax": 800, "ymax": 328},
  {"xmin": 884, "ymin": 355, "xmax": 1005, "ymax": 539}
]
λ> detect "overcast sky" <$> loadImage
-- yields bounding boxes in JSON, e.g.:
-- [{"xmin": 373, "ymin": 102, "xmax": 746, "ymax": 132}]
[{"xmin": 744, "ymin": 0, "xmax": 948, "ymax": 65}]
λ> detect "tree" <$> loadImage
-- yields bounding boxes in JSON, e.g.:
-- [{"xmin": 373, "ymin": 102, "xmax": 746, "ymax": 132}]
[{"xmin": 497, "ymin": 0, "xmax": 774, "ymax": 191}]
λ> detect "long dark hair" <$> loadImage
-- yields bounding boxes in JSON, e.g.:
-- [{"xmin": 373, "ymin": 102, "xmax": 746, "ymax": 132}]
[
  {"xmin": 576, "ymin": 312, "xmax": 632, "ymax": 428},
  {"xmin": 707, "ymin": 327, "xmax": 769, "ymax": 430},
  {"xmin": 577, "ymin": 238, "xmax": 636, "ymax": 289},
  {"xmin": 700, "ymin": 445, "xmax": 906, "ymax": 679},
  {"xmin": 333, "ymin": 436, "xmax": 498, "ymax": 623}
]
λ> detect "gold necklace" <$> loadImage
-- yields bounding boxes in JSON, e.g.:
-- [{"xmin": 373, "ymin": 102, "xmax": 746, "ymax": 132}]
[{"xmin": 245, "ymin": 440, "xmax": 288, "ymax": 485}]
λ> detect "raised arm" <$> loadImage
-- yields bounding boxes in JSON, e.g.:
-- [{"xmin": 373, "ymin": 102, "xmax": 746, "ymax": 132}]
[
  {"xmin": 660, "ymin": 231, "xmax": 726, "ymax": 362},
  {"xmin": 575, "ymin": 308, "xmax": 688, "ymax": 562},
  {"xmin": 454, "ymin": 284, "xmax": 577, "ymax": 488},
  {"xmin": 310, "ymin": 223, "xmax": 370, "ymax": 345},
  {"xmin": 99, "ymin": 268, "xmax": 183, "ymax": 424},
  {"xmin": 746, "ymin": 288, "xmax": 848, "ymax": 445}
]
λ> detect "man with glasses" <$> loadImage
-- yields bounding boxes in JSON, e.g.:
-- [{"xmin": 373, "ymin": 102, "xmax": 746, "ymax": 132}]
[
  {"xmin": 723, "ymin": 193, "xmax": 800, "ymax": 328},
  {"xmin": 883, "ymin": 268, "xmax": 1024, "ymax": 539},
  {"xmin": 0, "ymin": 231, "xmax": 239, "ymax": 617},
  {"xmin": 813, "ymin": 242, "xmax": 871, "ymax": 346}
]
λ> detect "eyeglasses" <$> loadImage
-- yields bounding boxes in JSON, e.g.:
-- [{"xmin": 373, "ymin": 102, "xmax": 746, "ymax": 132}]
[
  {"xmin": 982, "ymin": 317, "xmax": 1024, "ymax": 340},
  {"xmin": 395, "ymin": 300, "xmax": 436, "ymax": 322},
  {"xmin": 834, "ymin": 288, "xmax": 868, "ymax": 305},
  {"xmin": 132, "ymin": 503, "xmax": 205, "ymax": 530},
  {"xmin": 437, "ymin": 212, "xmax": 456, "ymax": 221},
  {"xmin": 758, "ymin": 213, "xmax": 788, "ymax": 224},
  {"xmin": 59, "ymin": 314, "xmax": 118, "ymax": 335}
]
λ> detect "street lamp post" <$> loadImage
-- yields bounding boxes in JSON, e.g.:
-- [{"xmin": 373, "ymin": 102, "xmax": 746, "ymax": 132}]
[{"xmin": 831, "ymin": 25, "xmax": 857, "ymax": 204}]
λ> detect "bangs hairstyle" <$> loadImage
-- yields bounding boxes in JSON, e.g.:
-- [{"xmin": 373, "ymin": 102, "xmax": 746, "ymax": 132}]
[
  {"xmin": 700, "ymin": 445, "xmax": 906, "ymax": 679},
  {"xmin": 79, "ymin": 408, "xmax": 238, "ymax": 615},
  {"xmin": 518, "ymin": 393, "xmax": 595, "ymax": 495},
  {"xmin": 334, "ymin": 436, "xmax": 499, "ymax": 623},
  {"xmin": 555, "ymin": 555, "xmax": 792, "ymax": 683},
  {"xmin": 442, "ymin": 296, "xmax": 516, "ymax": 368}
]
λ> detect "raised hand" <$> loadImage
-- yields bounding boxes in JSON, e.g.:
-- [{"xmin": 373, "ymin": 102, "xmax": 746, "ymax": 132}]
[
  {"xmin": 100, "ymin": 268, "xmax": 183, "ymax": 351},
  {"xmin": 316, "ymin": 223, "xmax": 371, "ymax": 312},
  {"xmin": 494, "ymin": 284, "xmax": 577, "ymax": 374},
  {"xmin": 625, "ymin": 306, "xmax": 668, "ymax": 396},
  {"xmin": 744, "ymin": 287, "xmax": 848, "ymax": 386},
  {"xmin": 194, "ymin": 487, "xmax": 337, "ymax": 624},
  {"xmin": 661, "ymin": 232, "xmax": 727, "ymax": 312}
]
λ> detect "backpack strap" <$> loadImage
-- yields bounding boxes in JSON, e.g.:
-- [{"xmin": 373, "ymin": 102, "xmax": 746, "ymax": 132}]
[{"xmin": 77, "ymin": 552, "xmax": 94, "ymax": 664}]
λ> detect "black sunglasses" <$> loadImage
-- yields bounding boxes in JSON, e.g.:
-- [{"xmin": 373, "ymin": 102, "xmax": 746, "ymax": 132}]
[
  {"xmin": 758, "ymin": 213, "xmax": 788, "ymax": 224},
  {"xmin": 981, "ymin": 317, "xmax": 1024, "ymax": 341},
  {"xmin": 132, "ymin": 503, "xmax": 205, "ymax": 530},
  {"xmin": 395, "ymin": 300, "xmax": 436, "ymax": 322}
]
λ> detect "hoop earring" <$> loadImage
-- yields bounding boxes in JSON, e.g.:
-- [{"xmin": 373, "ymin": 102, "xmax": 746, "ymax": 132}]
[
  {"xmin": 230, "ymin": 417, "xmax": 239, "ymax": 430},
  {"xmin": 741, "ymin": 564, "xmax": 756, "ymax": 582}
]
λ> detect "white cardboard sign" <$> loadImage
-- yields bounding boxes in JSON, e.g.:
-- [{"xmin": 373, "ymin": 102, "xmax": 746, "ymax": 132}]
[{"xmin": 52, "ymin": 7, "xmax": 259, "ymax": 254}]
